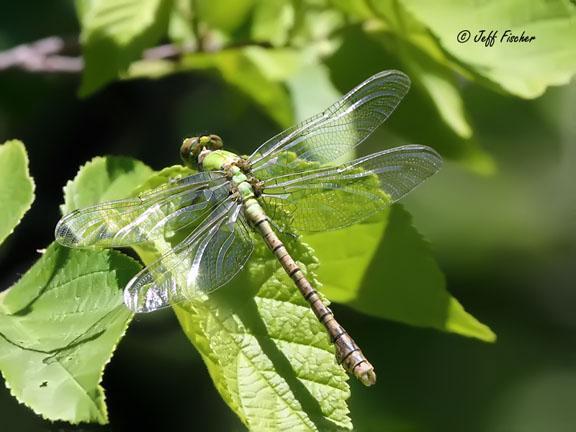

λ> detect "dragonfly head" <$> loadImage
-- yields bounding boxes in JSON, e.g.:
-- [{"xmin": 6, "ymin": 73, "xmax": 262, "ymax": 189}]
[{"xmin": 180, "ymin": 135, "xmax": 224, "ymax": 167}]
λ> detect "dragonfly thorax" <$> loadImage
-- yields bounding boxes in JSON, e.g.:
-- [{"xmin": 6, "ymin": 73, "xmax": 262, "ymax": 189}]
[{"xmin": 201, "ymin": 149, "xmax": 243, "ymax": 171}]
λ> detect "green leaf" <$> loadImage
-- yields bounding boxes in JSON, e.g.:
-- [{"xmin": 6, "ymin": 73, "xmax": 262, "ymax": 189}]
[
  {"xmin": 127, "ymin": 167, "xmax": 352, "ymax": 430},
  {"xmin": 329, "ymin": 0, "xmax": 374, "ymax": 21},
  {"xmin": 0, "ymin": 244, "xmax": 140, "ymax": 424},
  {"xmin": 0, "ymin": 155, "xmax": 153, "ymax": 423},
  {"xmin": 360, "ymin": 0, "xmax": 495, "ymax": 172},
  {"xmin": 78, "ymin": 0, "xmax": 173, "ymax": 96},
  {"xmin": 406, "ymin": 55, "xmax": 472, "ymax": 138},
  {"xmin": 195, "ymin": 0, "xmax": 255, "ymax": 36},
  {"xmin": 130, "ymin": 164, "xmax": 193, "ymax": 196},
  {"xmin": 127, "ymin": 46, "xmax": 317, "ymax": 136},
  {"xmin": 0, "ymin": 140, "xmax": 35, "ymax": 246},
  {"xmin": 286, "ymin": 62, "xmax": 342, "ymax": 123},
  {"xmin": 393, "ymin": 38, "xmax": 496, "ymax": 174},
  {"xmin": 168, "ymin": 0, "xmax": 197, "ymax": 45},
  {"xmin": 61, "ymin": 156, "xmax": 154, "ymax": 214},
  {"xmin": 348, "ymin": 0, "xmax": 475, "ymax": 140},
  {"xmin": 288, "ymin": 3, "xmax": 345, "ymax": 51},
  {"xmin": 178, "ymin": 48, "xmax": 294, "ymax": 126},
  {"xmin": 392, "ymin": 32, "xmax": 473, "ymax": 139},
  {"xmin": 251, "ymin": 0, "xmax": 295, "ymax": 47},
  {"xmin": 73, "ymin": 0, "xmax": 93, "ymax": 22},
  {"xmin": 243, "ymin": 47, "xmax": 305, "ymax": 81},
  {"xmin": 325, "ymin": 27, "xmax": 494, "ymax": 174},
  {"xmin": 303, "ymin": 205, "xmax": 496, "ymax": 342},
  {"xmin": 400, "ymin": 0, "xmax": 576, "ymax": 98},
  {"xmin": 173, "ymin": 237, "xmax": 352, "ymax": 431},
  {"xmin": 60, "ymin": 158, "xmax": 351, "ymax": 427}
]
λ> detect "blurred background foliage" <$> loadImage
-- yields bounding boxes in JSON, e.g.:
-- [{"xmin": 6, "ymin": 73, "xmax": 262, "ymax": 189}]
[{"xmin": 0, "ymin": 0, "xmax": 575, "ymax": 430}]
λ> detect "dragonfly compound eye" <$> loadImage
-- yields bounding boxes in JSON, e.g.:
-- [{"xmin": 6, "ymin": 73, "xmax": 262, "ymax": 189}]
[
  {"xmin": 208, "ymin": 134, "xmax": 223, "ymax": 150},
  {"xmin": 198, "ymin": 134, "xmax": 223, "ymax": 151},
  {"xmin": 180, "ymin": 137, "xmax": 201, "ymax": 166}
]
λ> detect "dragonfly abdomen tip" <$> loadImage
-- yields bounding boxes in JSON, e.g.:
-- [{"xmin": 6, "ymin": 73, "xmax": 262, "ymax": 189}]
[{"xmin": 354, "ymin": 362, "xmax": 376, "ymax": 386}]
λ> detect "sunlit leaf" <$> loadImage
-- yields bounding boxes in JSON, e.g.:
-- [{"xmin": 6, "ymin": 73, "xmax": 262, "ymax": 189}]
[
  {"xmin": 127, "ymin": 167, "xmax": 353, "ymax": 430},
  {"xmin": 131, "ymin": 164, "xmax": 193, "ymax": 195},
  {"xmin": 195, "ymin": 0, "xmax": 255, "ymax": 36},
  {"xmin": 289, "ymin": 3, "xmax": 344, "ymax": 52},
  {"xmin": 173, "ymin": 238, "xmax": 352, "ymax": 431},
  {"xmin": 325, "ymin": 27, "xmax": 494, "ymax": 174},
  {"xmin": 0, "ymin": 154, "xmax": 160, "ymax": 423},
  {"xmin": 168, "ymin": 0, "xmax": 197, "ymax": 45},
  {"xmin": 61, "ymin": 156, "xmax": 153, "ymax": 214},
  {"xmin": 286, "ymin": 62, "xmax": 342, "ymax": 123},
  {"xmin": 0, "ymin": 244, "xmax": 140, "ymax": 424},
  {"xmin": 251, "ymin": 0, "xmax": 294, "ymax": 47},
  {"xmin": 329, "ymin": 0, "xmax": 374, "ymax": 21},
  {"xmin": 340, "ymin": 1, "xmax": 494, "ymax": 172},
  {"xmin": 78, "ymin": 0, "xmax": 173, "ymax": 96},
  {"xmin": 0, "ymin": 140, "xmax": 35, "ymax": 246},
  {"xmin": 243, "ymin": 47, "xmax": 305, "ymax": 81},
  {"xmin": 400, "ymin": 0, "xmax": 576, "ymax": 98},
  {"xmin": 397, "ymin": 42, "xmax": 472, "ymax": 139},
  {"xmin": 346, "ymin": 0, "xmax": 475, "ymax": 140},
  {"xmin": 303, "ymin": 205, "xmax": 496, "ymax": 342}
]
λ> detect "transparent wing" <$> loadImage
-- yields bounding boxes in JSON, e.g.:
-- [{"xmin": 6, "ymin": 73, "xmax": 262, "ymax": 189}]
[
  {"xmin": 248, "ymin": 70, "xmax": 410, "ymax": 179},
  {"xmin": 55, "ymin": 171, "xmax": 228, "ymax": 248},
  {"xmin": 124, "ymin": 198, "xmax": 254, "ymax": 313},
  {"xmin": 260, "ymin": 145, "xmax": 442, "ymax": 232}
]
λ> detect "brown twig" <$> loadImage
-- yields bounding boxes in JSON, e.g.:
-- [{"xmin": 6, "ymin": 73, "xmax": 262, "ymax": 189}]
[
  {"xmin": 0, "ymin": 36, "xmax": 83, "ymax": 73},
  {"xmin": 0, "ymin": 37, "xmax": 192, "ymax": 74},
  {"xmin": 0, "ymin": 34, "xmax": 276, "ymax": 75}
]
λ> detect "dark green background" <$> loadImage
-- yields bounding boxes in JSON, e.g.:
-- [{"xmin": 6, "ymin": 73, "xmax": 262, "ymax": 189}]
[{"xmin": 1, "ymin": 1, "xmax": 575, "ymax": 431}]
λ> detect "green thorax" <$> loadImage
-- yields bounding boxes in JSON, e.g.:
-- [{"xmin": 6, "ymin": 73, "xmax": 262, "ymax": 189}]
[
  {"xmin": 201, "ymin": 150, "xmax": 240, "ymax": 171},
  {"xmin": 202, "ymin": 150, "xmax": 256, "ymax": 201}
]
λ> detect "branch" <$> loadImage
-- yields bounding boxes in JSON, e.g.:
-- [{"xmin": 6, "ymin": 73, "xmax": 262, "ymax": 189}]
[
  {"xmin": 0, "ymin": 35, "xmax": 272, "ymax": 75},
  {"xmin": 0, "ymin": 36, "xmax": 190, "ymax": 74},
  {"xmin": 0, "ymin": 36, "xmax": 83, "ymax": 73}
]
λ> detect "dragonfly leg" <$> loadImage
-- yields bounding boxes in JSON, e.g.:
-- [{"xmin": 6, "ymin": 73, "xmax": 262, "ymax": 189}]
[{"xmin": 267, "ymin": 217, "xmax": 298, "ymax": 240}]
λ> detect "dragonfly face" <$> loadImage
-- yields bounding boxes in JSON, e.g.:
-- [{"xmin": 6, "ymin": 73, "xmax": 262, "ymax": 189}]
[{"xmin": 180, "ymin": 134, "xmax": 224, "ymax": 168}]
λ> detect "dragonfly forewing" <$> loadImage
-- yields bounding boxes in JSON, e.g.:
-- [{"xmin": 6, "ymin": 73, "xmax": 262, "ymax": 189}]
[
  {"xmin": 247, "ymin": 70, "xmax": 411, "ymax": 180},
  {"xmin": 55, "ymin": 172, "xmax": 227, "ymax": 248}
]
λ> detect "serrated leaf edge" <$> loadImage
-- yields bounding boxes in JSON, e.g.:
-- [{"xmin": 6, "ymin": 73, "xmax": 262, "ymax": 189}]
[
  {"xmin": 0, "ymin": 248, "xmax": 139, "ymax": 424},
  {"xmin": 0, "ymin": 140, "xmax": 36, "ymax": 246}
]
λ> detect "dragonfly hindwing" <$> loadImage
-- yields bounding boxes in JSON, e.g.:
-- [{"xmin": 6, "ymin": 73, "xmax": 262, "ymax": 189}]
[
  {"xmin": 260, "ymin": 145, "xmax": 442, "ymax": 232},
  {"xmin": 124, "ymin": 199, "xmax": 254, "ymax": 313}
]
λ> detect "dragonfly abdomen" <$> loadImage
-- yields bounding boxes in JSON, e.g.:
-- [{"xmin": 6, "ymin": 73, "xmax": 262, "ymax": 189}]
[{"xmin": 243, "ymin": 198, "xmax": 377, "ymax": 386}]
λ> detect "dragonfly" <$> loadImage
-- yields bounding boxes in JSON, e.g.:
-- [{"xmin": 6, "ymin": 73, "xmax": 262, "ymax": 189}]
[{"xmin": 55, "ymin": 70, "xmax": 442, "ymax": 386}]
